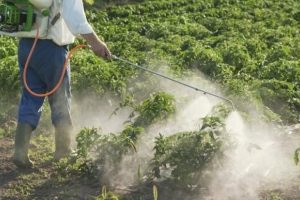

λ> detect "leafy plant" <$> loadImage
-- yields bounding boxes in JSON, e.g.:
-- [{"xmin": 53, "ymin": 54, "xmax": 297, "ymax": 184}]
[
  {"xmin": 94, "ymin": 185, "xmax": 119, "ymax": 200},
  {"xmin": 76, "ymin": 126, "xmax": 142, "ymax": 161},
  {"xmin": 112, "ymin": 92, "xmax": 176, "ymax": 127},
  {"xmin": 74, "ymin": 126, "xmax": 143, "ymax": 179},
  {"xmin": 294, "ymin": 147, "xmax": 300, "ymax": 165},
  {"xmin": 151, "ymin": 115, "xmax": 235, "ymax": 188}
]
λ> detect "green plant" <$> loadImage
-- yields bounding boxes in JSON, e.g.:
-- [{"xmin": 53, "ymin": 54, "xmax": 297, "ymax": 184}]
[
  {"xmin": 112, "ymin": 92, "xmax": 176, "ymax": 127},
  {"xmin": 94, "ymin": 185, "xmax": 119, "ymax": 200},
  {"xmin": 74, "ymin": 125, "xmax": 144, "ymax": 181},
  {"xmin": 151, "ymin": 115, "xmax": 235, "ymax": 189},
  {"xmin": 294, "ymin": 147, "xmax": 300, "ymax": 165}
]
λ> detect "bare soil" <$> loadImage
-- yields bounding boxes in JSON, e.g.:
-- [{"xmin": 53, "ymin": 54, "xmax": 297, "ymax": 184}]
[{"xmin": 1, "ymin": 124, "xmax": 300, "ymax": 200}]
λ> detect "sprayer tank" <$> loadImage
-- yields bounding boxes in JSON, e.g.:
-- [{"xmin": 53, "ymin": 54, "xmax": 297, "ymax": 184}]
[
  {"xmin": 0, "ymin": 0, "xmax": 54, "ymax": 37},
  {"xmin": 29, "ymin": 0, "xmax": 53, "ymax": 11}
]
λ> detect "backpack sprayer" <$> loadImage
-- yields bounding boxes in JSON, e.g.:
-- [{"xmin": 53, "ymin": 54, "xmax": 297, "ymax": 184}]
[{"xmin": 0, "ymin": 0, "xmax": 52, "ymax": 38}]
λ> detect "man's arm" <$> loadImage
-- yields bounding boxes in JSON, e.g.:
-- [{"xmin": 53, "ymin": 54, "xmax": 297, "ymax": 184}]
[
  {"xmin": 80, "ymin": 32, "xmax": 112, "ymax": 59},
  {"xmin": 62, "ymin": 0, "xmax": 111, "ymax": 59}
]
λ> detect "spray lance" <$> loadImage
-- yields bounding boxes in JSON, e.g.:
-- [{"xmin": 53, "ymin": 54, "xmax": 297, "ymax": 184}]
[{"xmin": 112, "ymin": 55, "xmax": 235, "ymax": 110}]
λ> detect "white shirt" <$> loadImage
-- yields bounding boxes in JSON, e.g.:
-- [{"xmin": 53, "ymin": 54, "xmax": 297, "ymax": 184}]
[
  {"xmin": 47, "ymin": 0, "xmax": 94, "ymax": 45},
  {"xmin": 61, "ymin": 0, "xmax": 94, "ymax": 35}
]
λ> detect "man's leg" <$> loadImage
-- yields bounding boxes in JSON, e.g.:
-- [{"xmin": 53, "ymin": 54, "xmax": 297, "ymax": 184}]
[
  {"xmin": 48, "ymin": 72, "xmax": 74, "ymax": 161},
  {"xmin": 14, "ymin": 63, "xmax": 47, "ymax": 169}
]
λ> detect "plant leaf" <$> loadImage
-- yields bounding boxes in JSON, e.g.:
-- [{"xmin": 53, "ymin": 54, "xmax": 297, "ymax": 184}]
[{"xmin": 294, "ymin": 148, "xmax": 300, "ymax": 165}]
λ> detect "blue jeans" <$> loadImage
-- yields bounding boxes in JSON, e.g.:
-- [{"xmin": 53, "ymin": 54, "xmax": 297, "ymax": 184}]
[{"xmin": 18, "ymin": 38, "xmax": 72, "ymax": 129}]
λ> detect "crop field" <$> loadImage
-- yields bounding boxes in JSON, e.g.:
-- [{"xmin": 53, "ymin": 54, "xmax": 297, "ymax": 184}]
[{"xmin": 0, "ymin": 0, "xmax": 300, "ymax": 199}]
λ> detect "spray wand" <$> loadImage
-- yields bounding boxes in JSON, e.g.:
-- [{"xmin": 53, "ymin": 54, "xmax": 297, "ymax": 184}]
[{"xmin": 112, "ymin": 55, "xmax": 235, "ymax": 110}]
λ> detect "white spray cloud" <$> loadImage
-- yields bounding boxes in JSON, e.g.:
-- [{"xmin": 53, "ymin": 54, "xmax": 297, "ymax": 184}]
[
  {"xmin": 206, "ymin": 111, "xmax": 299, "ymax": 200},
  {"xmin": 72, "ymin": 94, "xmax": 131, "ymax": 134},
  {"xmin": 71, "ymin": 63, "xmax": 230, "ymax": 185},
  {"xmin": 104, "ymin": 93, "xmax": 221, "ymax": 186},
  {"xmin": 71, "ymin": 62, "xmax": 299, "ymax": 199}
]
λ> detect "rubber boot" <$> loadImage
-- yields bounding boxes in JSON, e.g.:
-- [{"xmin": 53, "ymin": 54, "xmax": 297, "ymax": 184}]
[
  {"xmin": 53, "ymin": 126, "xmax": 75, "ymax": 162},
  {"xmin": 12, "ymin": 123, "xmax": 34, "ymax": 169}
]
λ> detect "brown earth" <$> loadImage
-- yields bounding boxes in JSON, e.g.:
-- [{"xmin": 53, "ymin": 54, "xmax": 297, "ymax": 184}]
[{"xmin": 1, "ymin": 121, "xmax": 300, "ymax": 200}]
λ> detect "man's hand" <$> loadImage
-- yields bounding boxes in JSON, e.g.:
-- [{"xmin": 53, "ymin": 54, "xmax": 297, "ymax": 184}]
[
  {"xmin": 80, "ymin": 32, "xmax": 112, "ymax": 59},
  {"xmin": 90, "ymin": 40, "xmax": 112, "ymax": 59}
]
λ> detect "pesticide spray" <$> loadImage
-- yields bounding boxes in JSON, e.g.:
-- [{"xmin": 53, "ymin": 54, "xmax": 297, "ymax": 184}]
[{"xmin": 98, "ymin": 57, "xmax": 299, "ymax": 199}]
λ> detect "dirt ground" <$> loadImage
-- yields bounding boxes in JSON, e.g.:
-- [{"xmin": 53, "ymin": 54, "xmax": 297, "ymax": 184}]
[
  {"xmin": 0, "ymin": 135, "xmax": 164, "ymax": 200},
  {"xmin": 1, "ymin": 124, "xmax": 300, "ymax": 200}
]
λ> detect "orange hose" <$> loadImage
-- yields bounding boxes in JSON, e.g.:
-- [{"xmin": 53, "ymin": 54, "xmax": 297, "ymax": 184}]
[{"xmin": 23, "ymin": 24, "xmax": 86, "ymax": 97}]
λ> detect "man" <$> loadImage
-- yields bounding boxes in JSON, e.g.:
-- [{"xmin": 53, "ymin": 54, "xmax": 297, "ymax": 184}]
[{"xmin": 12, "ymin": 0, "xmax": 112, "ymax": 169}]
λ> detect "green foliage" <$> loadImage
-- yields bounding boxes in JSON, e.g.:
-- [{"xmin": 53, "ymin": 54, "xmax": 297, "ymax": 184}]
[
  {"xmin": 113, "ymin": 91, "xmax": 176, "ymax": 127},
  {"xmin": 75, "ymin": 126, "xmax": 143, "ymax": 164},
  {"xmin": 294, "ymin": 147, "xmax": 300, "ymax": 165},
  {"xmin": 84, "ymin": 0, "xmax": 94, "ymax": 4},
  {"xmin": 134, "ymin": 91, "xmax": 176, "ymax": 126},
  {"xmin": 153, "ymin": 185, "xmax": 158, "ymax": 200},
  {"xmin": 254, "ymin": 79, "xmax": 299, "ymax": 122},
  {"xmin": 0, "ymin": 38, "xmax": 24, "ymax": 126},
  {"xmin": 76, "ymin": 127, "xmax": 101, "ymax": 158},
  {"xmin": 151, "ymin": 115, "xmax": 234, "ymax": 188},
  {"xmin": 0, "ymin": 55, "xmax": 20, "ymax": 95},
  {"xmin": 0, "ymin": 124, "xmax": 15, "ymax": 139},
  {"xmin": 94, "ymin": 186, "xmax": 119, "ymax": 200},
  {"xmin": 71, "ymin": 54, "xmax": 127, "ymax": 98}
]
